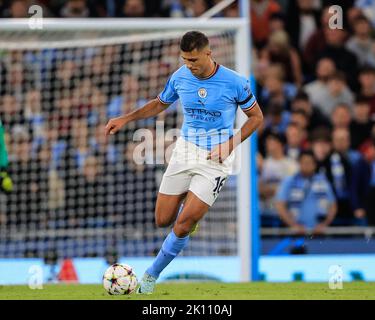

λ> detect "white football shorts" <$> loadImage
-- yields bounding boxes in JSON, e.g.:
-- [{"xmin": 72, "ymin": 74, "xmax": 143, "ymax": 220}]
[{"xmin": 159, "ymin": 137, "xmax": 235, "ymax": 206}]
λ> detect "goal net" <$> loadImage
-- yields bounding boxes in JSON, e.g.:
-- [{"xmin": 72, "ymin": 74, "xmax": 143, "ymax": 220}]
[{"xmin": 0, "ymin": 19, "xmax": 252, "ymax": 275}]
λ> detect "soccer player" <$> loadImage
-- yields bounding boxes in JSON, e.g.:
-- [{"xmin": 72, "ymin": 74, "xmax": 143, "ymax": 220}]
[{"xmin": 105, "ymin": 31, "xmax": 263, "ymax": 294}]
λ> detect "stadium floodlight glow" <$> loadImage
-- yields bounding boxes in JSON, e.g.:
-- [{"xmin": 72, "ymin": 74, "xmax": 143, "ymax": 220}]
[{"xmin": 0, "ymin": 17, "xmax": 256, "ymax": 282}]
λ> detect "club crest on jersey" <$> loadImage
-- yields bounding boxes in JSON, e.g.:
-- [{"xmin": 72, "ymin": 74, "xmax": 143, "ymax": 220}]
[{"xmin": 198, "ymin": 88, "xmax": 207, "ymax": 99}]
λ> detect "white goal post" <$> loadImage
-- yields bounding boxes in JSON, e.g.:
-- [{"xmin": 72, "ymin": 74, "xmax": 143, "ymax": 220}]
[{"xmin": 0, "ymin": 18, "xmax": 257, "ymax": 282}]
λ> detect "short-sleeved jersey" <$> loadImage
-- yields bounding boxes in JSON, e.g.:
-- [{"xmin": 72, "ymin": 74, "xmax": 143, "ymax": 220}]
[
  {"xmin": 276, "ymin": 173, "xmax": 336, "ymax": 229},
  {"xmin": 158, "ymin": 63, "xmax": 257, "ymax": 150}
]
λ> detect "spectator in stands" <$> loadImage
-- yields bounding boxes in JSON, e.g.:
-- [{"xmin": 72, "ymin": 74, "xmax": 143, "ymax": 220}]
[
  {"xmin": 285, "ymin": 122, "xmax": 307, "ymax": 161},
  {"xmin": 42, "ymin": 152, "xmax": 65, "ymax": 230},
  {"xmin": 111, "ymin": 141, "xmax": 158, "ymax": 232},
  {"xmin": 256, "ymin": 63, "xmax": 297, "ymax": 110},
  {"xmin": 350, "ymin": 98, "xmax": 373, "ymax": 149},
  {"xmin": 64, "ymin": 155, "xmax": 111, "ymax": 228},
  {"xmin": 6, "ymin": 62, "xmax": 27, "ymax": 98},
  {"xmin": 259, "ymin": 30, "xmax": 303, "ymax": 86},
  {"xmin": 88, "ymin": 54, "xmax": 107, "ymax": 88},
  {"xmin": 259, "ymin": 132, "xmax": 298, "ymax": 226},
  {"xmin": 58, "ymin": 118, "xmax": 92, "ymax": 179},
  {"xmin": 358, "ymin": 66, "xmax": 375, "ymax": 117},
  {"xmin": 355, "ymin": 0, "xmax": 375, "ymax": 27},
  {"xmin": 87, "ymin": 87, "xmax": 108, "ymax": 127},
  {"xmin": 1, "ymin": 0, "xmax": 28, "ymax": 18},
  {"xmin": 315, "ymin": 72, "xmax": 354, "ymax": 118},
  {"xmin": 289, "ymin": 109, "xmax": 309, "ymax": 132},
  {"xmin": 59, "ymin": 0, "xmax": 91, "ymax": 18},
  {"xmin": 258, "ymin": 102, "xmax": 290, "ymax": 156},
  {"xmin": 250, "ymin": 0, "xmax": 282, "ymax": 48},
  {"xmin": 290, "ymin": 90, "xmax": 331, "ymax": 133},
  {"xmin": 310, "ymin": 127, "xmax": 332, "ymax": 170},
  {"xmin": 87, "ymin": 0, "xmax": 117, "ymax": 17},
  {"xmin": 346, "ymin": 15, "xmax": 375, "ymax": 68},
  {"xmin": 259, "ymin": 69, "xmax": 296, "ymax": 112},
  {"xmin": 6, "ymin": 127, "xmax": 49, "ymax": 229},
  {"xmin": 303, "ymin": 6, "xmax": 332, "ymax": 75},
  {"xmin": 269, "ymin": 12, "xmax": 286, "ymax": 33},
  {"xmin": 275, "ymin": 150, "xmax": 337, "ymax": 235},
  {"xmin": 24, "ymin": 89, "xmax": 45, "ymax": 141},
  {"xmin": 347, "ymin": 5, "xmax": 364, "ymax": 32},
  {"xmin": 303, "ymin": 57, "xmax": 337, "ymax": 107},
  {"xmin": 363, "ymin": 134, "xmax": 375, "ymax": 225},
  {"xmin": 0, "ymin": 95, "xmax": 27, "ymax": 131},
  {"xmin": 46, "ymin": 59, "xmax": 77, "ymax": 112},
  {"xmin": 49, "ymin": 93, "xmax": 74, "ymax": 141},
  {"xmin": 89, "ymin": 122, "xmax": 119, "ymax": 168},
  {"xmin": 285, "ymin": 0, "xmax": 321, "ymax": 51},
  {"xmin": 322, "ymin": 128, "xmax": 369, "ymax": 225},
  {"xmin": 34, "ymin": 141, "xmax": 56, "ymax": 228},
  {"xmin": 121, "ymin": 0, "xmax": 146, "ymax": 18},
  {"xmin": 181, "ymin": 0, "xmax": 208, "ymax": 17},
  {"xmin": 319, "ymin": 27, "xmax": 359, "ymax": 90},
  {"xmin": 331, "ymin": 104, "xmax": 352, "ymax": 130},
  {"xmin": 45, "ymin": 121, "xmax": 67, "ymax": 172},
  {"xmin": 221, "ymin": 0, "xmax": 239, "ymax": 18},
  {"xmin": 107, "ymin": 74, "xmax": 142, "ymax": 118},
  {"xmin": 71, "ymin": 79, "xmax": 98, "ymax": 120}
]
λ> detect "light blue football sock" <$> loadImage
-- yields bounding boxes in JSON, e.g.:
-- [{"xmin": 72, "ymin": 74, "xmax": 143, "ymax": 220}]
[{"xmin": 146, "ymin": 230, "xmax": 189, "ymax": 279}]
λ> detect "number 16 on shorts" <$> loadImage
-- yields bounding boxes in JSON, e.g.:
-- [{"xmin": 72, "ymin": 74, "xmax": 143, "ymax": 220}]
[{"xmin": 213, "ymin": 176, "xmax": 227, "ymax": 198}]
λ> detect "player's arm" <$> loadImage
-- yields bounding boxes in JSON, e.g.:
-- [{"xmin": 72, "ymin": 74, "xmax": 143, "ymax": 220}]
[
  {"xmin": 105, "ymin": 98, "xmax": 169, "ymax": 136},
  {"xmin": 229, "ymin": 102, "xmax": 263, "ymax": 150},
  {"xmin": 207, "ymin": 102, "xmax": 263, "ymax": 162}
]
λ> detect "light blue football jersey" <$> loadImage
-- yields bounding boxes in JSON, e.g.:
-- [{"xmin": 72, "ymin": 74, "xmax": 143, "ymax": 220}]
[{"xmin": 158, "ymin": 63, "xmax": 257, "ymax": 150}]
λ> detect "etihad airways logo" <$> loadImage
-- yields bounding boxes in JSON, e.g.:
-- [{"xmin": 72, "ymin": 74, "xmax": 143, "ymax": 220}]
[
  {"xmin": 185, "ymin": 108, "xmax": 221, "ymax": 117},
  {"xmin": 185, "ymin": 108, "xmax": 221, "ymax": 122}
]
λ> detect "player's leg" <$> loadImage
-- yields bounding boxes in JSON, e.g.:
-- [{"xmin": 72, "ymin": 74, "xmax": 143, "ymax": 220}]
[
  {"xmin": 138, "ymin": 172, "xmax": 226, "ymax": 294},
  {"xmin": 154, "ymin": 192, "xmax": 186, "ymax": 228},
  {"xmin": 172, "ymin": 191, "xmax": 210, "ymax": 237},
  {"xmin": 138, "ymin": 191, "xmax": 209, "ymax": 294},
  {"xmin": 137, "ymin": 163, "xmax": 191, "ymax": 294}
]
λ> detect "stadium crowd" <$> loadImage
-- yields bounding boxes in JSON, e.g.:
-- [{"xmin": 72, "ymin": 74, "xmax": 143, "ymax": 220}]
[{"xmin": 0, "ymin": 0, "xmax": 375, "ymax": 243}]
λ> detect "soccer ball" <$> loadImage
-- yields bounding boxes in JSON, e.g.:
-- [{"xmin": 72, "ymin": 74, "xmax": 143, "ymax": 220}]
[{"xmin": 103, "ymin": 263, "xmax": 138, "ymax": 295}]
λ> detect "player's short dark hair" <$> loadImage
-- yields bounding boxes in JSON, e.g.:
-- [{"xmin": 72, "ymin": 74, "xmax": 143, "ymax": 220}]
[{"xmin": 180, "ymin": 31, "xmax": 209, "ymax": 52}]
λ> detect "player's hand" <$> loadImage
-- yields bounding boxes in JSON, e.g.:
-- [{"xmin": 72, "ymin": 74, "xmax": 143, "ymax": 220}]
[
  {"xmin": 0, "ymin": 171, "xmax": 13, "ymax": 194},
  {"xmin": 207, "ymin": 141, "xmax": 232, "ymax": 164},
  {"xmin": 105, "ymin": 116, "xmax": 128, "ymax": 136}
]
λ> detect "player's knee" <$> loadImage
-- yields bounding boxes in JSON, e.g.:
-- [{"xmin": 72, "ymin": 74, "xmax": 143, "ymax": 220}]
[
  {"xmin": 174, "ymin": 218, "xmax": 197, "ymax": 237},
  {"xmin": 155, "ymin": 215, "xmax": 172, "ymax": 228}
]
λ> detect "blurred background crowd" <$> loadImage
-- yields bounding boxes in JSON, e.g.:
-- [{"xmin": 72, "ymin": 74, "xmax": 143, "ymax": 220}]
[{"xmin": 0, "ymin": 0, "xmax": 374, "ymax": 258}]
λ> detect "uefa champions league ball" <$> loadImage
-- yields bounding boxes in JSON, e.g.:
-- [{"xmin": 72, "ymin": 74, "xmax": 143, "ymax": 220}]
[{"xmin": 103, "ymin": 263, "xmax": 138, "ymax": 295}]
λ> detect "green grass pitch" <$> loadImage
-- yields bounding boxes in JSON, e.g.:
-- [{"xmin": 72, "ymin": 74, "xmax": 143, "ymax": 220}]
[{"xmin": 0, "ymin": 282, "xmax": 374, "ymax": 300}]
